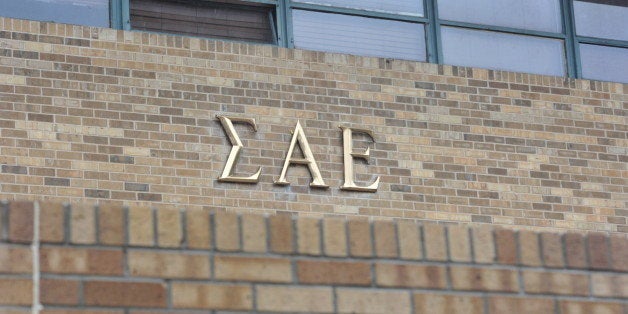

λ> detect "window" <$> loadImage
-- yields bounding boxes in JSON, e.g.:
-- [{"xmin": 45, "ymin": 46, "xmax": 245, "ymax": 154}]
[
  {"xmin": 0, "ymin": 0, "xmax": 109, "ymax": 27},
  {"xmin": 129, "ymin": 0, "xmax": 276, "ymax": 44}
]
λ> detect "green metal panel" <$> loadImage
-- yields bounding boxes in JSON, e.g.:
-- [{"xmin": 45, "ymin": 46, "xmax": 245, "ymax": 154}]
[
  {"xmin": 577, "ymin": 36, "xmax": 628, "ymax": 49},
  {"xmin": 561, "ymin": 0, "xmax": 580, "ymax": 78},
  {"xmin": 425, "ymin": 0, "xmax": 442, "ymax": 63}
]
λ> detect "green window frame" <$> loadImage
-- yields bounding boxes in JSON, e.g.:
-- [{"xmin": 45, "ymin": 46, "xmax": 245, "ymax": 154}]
[{"xmin": 108, "ymin": 0, "xmax": 627, "ymax": 82}]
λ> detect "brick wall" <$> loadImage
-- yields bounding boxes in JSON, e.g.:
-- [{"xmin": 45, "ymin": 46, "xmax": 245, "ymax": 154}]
[
  {"xmin": 0, "ymin": 16, "xmax": 626, "ymax": 233},
  {"xmin": 0, "ymin": 201, "xmax": 626, "ymax": 313}
]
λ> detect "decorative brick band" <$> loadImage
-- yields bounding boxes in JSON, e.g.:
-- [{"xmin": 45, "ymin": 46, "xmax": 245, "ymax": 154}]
[{"xmin": 0, "ymin": 201, "xmax": 626, "ymax": 313}]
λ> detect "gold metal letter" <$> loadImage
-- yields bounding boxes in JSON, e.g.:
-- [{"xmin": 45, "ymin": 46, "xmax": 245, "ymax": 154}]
[
  {"xmin": 216, "ymin": 115, "xmax": 261, "ymax": 183},
  {"xmin": 275, "ymin": 121, "xmax": 328, "ymax": 188},
  {"xmin": 340, "ymin": 126, "xmax": 379, "ymax": 192}
]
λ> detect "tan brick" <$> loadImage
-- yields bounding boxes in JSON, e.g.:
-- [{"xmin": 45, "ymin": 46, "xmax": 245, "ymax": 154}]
[
  {"xmin": 241, "ymin": 213, "xmax": 266, "ymax": 253},
  {"xmin": 323, "ymin": 217, "xmax": 347, "ymax": 257},
  {"xmin": 348, "ymin": 219, "xmax": 373, "ymax": 257},
  {"xmin": 157, "ymin": 208, "xmax": 182, "ymax": 248},
  {"xmin": 450, "ymin": 266, "xmax": 519, "ymax": 292},
  {"xmin": 448, "ymin": 225, "xmax": 471, "ymax": 262},
  {"xmin": 98, "ymin": 203, "xmax": 124, "ymax": 245},
  {"xmin": 560, "ymin": 300, "xmax": 624, "ymax": 314},
  {"xmin": 70, "ymin": 203, "xmax": 96, "ymax": 244},
  {"xmin": 337, "ymin": 289, "xmax": 411, "ymax": 314},
  {"xmin": 8, "ymin": 201, "xmax": 34, "ymax": 243},
  {"xmin": 591, "ymin": 273, "xmax": 628, "ymax": 298},
  {"xmin": 523, "ymin": 271, "xmax": 589, "ymax": 296},
  {"xmin": 40, "ymin": 202, "xmax": 65, "ymax": 243},
  {"xmin": 186, "ymin": 208, "xmax": 211, "ymax": 249},
  {"xmin": 40, "ymin": 247, "xmax": 123, "ymax": 275},
  {"xmin": 214, "ymin": 212, "xmax": 240, "ymax": 251},
  {"xmin": 414, "ymin": 293, "xmax": 484, "ymax": 314},
  {"xmin": 373, "ymin": 220, "xmax": 397, "ymax": 258},
  {"xmin": 518, "ymin": 230, "xmax": 541, "ymax": 266},
  {"xmin": 257, "ymin": 285, "xmax": 333, "ymax": 313},
  {"xmin": 269, "ymin": 214, "xmax": 294, "ymax": 254},
  {"xmin": 565, "ymin": 232, "xmax": 587, "ymax": 269},
  {"xmin": 214, "ymin": 256, "xmax": 292, "ymax": 283},
  {"xmin": 376, "ymin": 263, "xmax": 446, "ymax": 289},
  {"xmin": 297, "ymin": 217, "xmax": 321, "ymax": 255},
  {"xmin": 42, "ymin": 311, "xmax": 122, "ymax": 314},
  {"xmin": 494, "ymin": 228, "xmax": 517, "ymax": 265},
  {"xmin": 84, "ymin": 281, "xmax": 167, "ymax": 308},
  {"xmin": 424, "ymin": 223, "xmax": 447, "ymax": 261},
  {"xmin": 128, "ymin": 250, "xmax": 209, "ymax": 279},
  {"xmin": 172, "ymin": 283, "xmax": 252, "ymax": 310},
  {"xmin": 41, "ymin": 279, "xmax": 79, "ymax": 305},
  {"xmin": 0, "ymin": 245, "xmax": 32, "ymax": 273},
  {"xmin": 488, "ymin": 296, "xmax": 554, "ymax": 314},
  {"xmin": 397, "ymin": 220, "xmax": 422, "ymax": 260},
  {"xmin": 128, "ymin": 206, "xmax": 154, "ymax": 246},
  {"xmin": 297, "ymin": 260, "xmax": 371, "ymax": 285},
  {"xmin": 541, "ymin": 232, "xmax": 564, "ymax": 268},
  {"xmin": 609, "ymin": 234, "xmax": 628, "ymax": 272},
  {"xmin": 472, "ymin": 225, "xmax": 495, "ymax": 264},
  {"xmin": 0, "ymin": 279, "xmax": 32, "ymax": 305}
]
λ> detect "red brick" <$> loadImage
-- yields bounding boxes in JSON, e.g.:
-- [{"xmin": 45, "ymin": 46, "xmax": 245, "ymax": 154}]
[
  {"xmin": 348, "ymin": 219, "xmax": 373, "ymax": 257},
  {"xmin": 565, "ymin": 232, "xmax": 587, "ymax": 269},
  {"xmin": 523, "ymin": 271, "xmax": 589, "ymax": 296},
  {"xmin": 98, "ymin": 203, "xmax": 124, "ymax": 245},
  {"xmin": 414, "ymin": 293, "xmax": 484, "ymax": 314},
  {"xmin": 373, "ymin": 220, "xmax": 397, "ymax": 258},
  {"xmin": 214, "ymin": 255, "xmax": 292, "ymax": 283},
  {"xmin": 0, "ymin": 278, "xmax": 32, "ymax": 305},
  {"xmin": 269, "ymin": 215, "xmax": 294, "ymax": 254},
  {"xmin": 376, "ymin": 263, "xmax": 446, "ymax": 288},
  {"xmin": 494, "ymin": 228, "xmax": 517, "ymax": 265},
  {"xmin": 40, "ymin": 247, "xmax": 123, "ymax": 275},
  {"xmin": 518, "ymin": 230, "xmax": 541, "ymax": 267},
  {"xmin": 40, "ymin": 202, "xmax": 65, "ymax": 243},
  {"xmin": 488, "ymin": 296, "xmax": 554, "ymax": 314},
  {"xmin": 541, "ymin": 232, "xmax": 564, "ymax": 268},
  {"xmin": 609, "ymin": 234, "xmax": 628, "ymax": 272},
  {"xmin": 84, "ymin": 281, "xmax": 167, "ymax": 308},
  {"xmin": 9, "ymin": 201, "xmax": 34, "ymax": 243},
  {"xmin": 560, "ymin": 300, "xmax": 624, "ymax": 314},
  {"xmin": 41, "ymin": 279, "xmax": 80, "ymax": 305},
  {"xmin": 298, "ymin": 260, "xmax": 371, "ymax": 285},
  {"xmin": 587, "ymin": 232, "xmax": 611, "ymax": 270},
  {"xmin": 172, "ymin": 283, "xmax": 252, "ymax": 310},
  {"xmin": 0, "ymin": 245, "xmax": 32, "ymax": 273},
  {"xmin": 450, "ymin": 266, "xmax": 519, "ymax": 292}
]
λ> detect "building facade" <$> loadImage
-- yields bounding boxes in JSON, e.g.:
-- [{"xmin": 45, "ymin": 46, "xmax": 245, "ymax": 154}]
[{"xmin": 0, "ymin": 0, "xmax": 626, "ymax": 312}]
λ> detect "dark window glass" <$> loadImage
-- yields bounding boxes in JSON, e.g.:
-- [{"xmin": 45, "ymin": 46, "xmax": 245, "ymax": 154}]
[
  {"xmin": 292, "ymin": 0, "xmax": 423, "ymax": 16},
  {"xmin": 580, "ymin": 44, "xmax": 628, "ymax": 83},
  {"xmin": 130, "ymin": 0, "xmax": 276, "ymax": 44},
  {"xmin": 438, "ymin": 0, "xmax": 561, "ymax": 33},
  {"xmin": 0, "ymin": 0, "xmax": 109, "ymax": 27},
  {"xmin": 292, "ymin": 10, "xmax": 426, "ymax": 61},
  {"xmin": 574, "ymin": 1, "xmax": 628, "ymax": 41},
  {"xmin": 442, "ymin": 27, "xmax": 565, "ymax": 76}
]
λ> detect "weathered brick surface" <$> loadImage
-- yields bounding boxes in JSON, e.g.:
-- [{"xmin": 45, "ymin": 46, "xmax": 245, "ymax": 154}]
[
  {"xmin": 297, "ymin": 260, "xmax": 371, "ymax": 285},
  {"xmin": 214, "ymin": 256, "xmax": 292, "ymax": 283},
  {"xmin": 83, "ymin": 281, "xmax": 167, "ymax": 308},
  {"xmin": 171, "ymin": 283, "xmax": 252, "ymax": 310},
  {"xmin": 414, "ymin": 293, "xmax": 484, "ymax": 314},
  {"xmin": 256, "ymin": 285, "xmax": 334, "ymax": 313}
]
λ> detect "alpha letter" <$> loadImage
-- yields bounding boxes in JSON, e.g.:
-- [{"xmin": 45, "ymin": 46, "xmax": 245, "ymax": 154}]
[
  {"xmin": 216, "ymin": 115, "xmax": 261, "ymax": 183},
  {"xmin": 340, "ymin": 126, "xmax": 379, "ymax": 192},
  {"xmin": 275, "ymin": 121, "xmax": 328, "ymax": 188}
]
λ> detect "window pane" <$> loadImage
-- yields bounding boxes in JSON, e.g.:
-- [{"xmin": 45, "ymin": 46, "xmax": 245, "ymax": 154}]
[
  {"xmin": 442, "ymin": 27, "xmax": 565, "ymax": 76},
  {"xmin": 292, "ymin": 0, "xmax": 423, "ymax": 16},
  {"xmin": 438, "ymin": 0, "xmax": 561, "ymax": 33},
  {"xmin": 574, "ymin": 1, "xmax": 628, "ymax": 41},
  {"xmin": 0, "ymin": 0, "xmax": 109, "ymax": 27},
  {"xmin": 130, "ymin": 0, "xmax": 275, "ymax": 44},
  {"xmin": 292, "ymin": 10, "xmax": 426, "ymax": 61},
  {"xmin": 580, "ymin": 44, "xmax": 628, "ymax": 83}
]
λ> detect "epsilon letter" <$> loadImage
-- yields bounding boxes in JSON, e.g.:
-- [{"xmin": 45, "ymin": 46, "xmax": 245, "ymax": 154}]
[
  {"xmin": 340, "ymin": 126, "xmax": 379, "ymax": 192},
  {"xmin": 216, "ymin": 115, "xmax": 261, "ymax": 183},
  {"xmin": 275, "ymin": 121, "xmax": 328, "ymax": 188}
]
